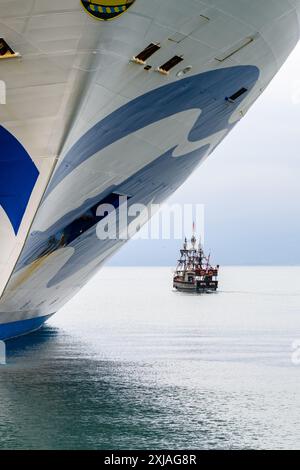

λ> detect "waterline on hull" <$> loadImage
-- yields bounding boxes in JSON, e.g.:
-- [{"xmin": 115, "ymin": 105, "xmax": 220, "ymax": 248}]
[{"xmin": 0, "ymin": 314, "xmax": 54, "ymax": 341}]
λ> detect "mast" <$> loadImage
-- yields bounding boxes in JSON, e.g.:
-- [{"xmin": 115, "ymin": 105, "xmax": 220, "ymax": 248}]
[{"xmin": 191, "ymin": 221, "xmax": 196, "ymax": 250}]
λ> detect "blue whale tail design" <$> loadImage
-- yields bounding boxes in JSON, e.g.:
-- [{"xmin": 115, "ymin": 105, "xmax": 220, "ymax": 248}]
[{"xmin": 0, "ymin": 125, "xmax": 39, "ymax": 235}]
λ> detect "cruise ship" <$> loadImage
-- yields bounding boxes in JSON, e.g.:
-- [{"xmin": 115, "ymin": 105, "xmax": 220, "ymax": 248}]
[{"xmin": 0, "ymin": 0, "xmax": 299, "ymax": 340}]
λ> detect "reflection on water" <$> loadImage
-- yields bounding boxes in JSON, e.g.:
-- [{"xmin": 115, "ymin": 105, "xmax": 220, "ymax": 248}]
[
  {"xmin": 7, "ymin": 326, "xmax": 59, "ymax": 357},
  {"xmin": 1, "ymin": 267, "xmax": 300, "ymax": 450}
]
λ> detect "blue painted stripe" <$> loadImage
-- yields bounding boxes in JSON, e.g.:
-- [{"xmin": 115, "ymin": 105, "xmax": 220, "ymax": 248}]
[
  {"xmin": 46, "ymin": 66, "xmax": 259, "ymax": 196},
  {"xmin": 0, "ymin": 314, "xmax": 53, "ymax": 341},
  {"xmin": 0, "ymin": 125, "xmax": 39, "ymax": 235}
]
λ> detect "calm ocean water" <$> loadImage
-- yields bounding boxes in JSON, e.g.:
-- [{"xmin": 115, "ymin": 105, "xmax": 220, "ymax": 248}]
[{"xmin": 1, "ymin": 267, "xmax": 300, "ymax": 450}]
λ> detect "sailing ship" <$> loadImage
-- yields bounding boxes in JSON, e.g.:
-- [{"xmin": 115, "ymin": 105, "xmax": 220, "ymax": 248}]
[{"xmin": 173, "ymin": 233, "xmax": 219, "ymax": 293}]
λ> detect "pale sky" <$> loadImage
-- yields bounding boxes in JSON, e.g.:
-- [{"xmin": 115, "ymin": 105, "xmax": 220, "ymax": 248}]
[{"xmin": 111, "ymin": 43, "xmax": 300, "ymax": 266}]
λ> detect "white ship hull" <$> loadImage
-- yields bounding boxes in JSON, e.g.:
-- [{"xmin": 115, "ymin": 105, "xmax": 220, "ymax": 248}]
[{"xmin": 0, "ymin": 0, "xmax": 300, "ymax": 339}]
